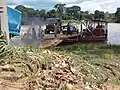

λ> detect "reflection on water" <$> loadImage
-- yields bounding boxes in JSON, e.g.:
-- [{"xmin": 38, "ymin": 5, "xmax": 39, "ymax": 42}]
[{"xmin": 107, "ymin": 23, "xmax": 120, "ymax": 45}]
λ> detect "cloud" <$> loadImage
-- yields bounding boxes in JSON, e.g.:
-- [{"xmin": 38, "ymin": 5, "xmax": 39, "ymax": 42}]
[
  {"xmin": 65, "ymin": 0, "xmax": 120, "ymax": 13},
  {"xmin": 66, "ymin": 1, "xmax": 107, "ymax": 12},
  {"xmin": 52, "ymin": 0, "xmax": 80, "ymax": 3},
  {"xmin": 7, "ymin": 0, "xmax": 56, "ymax": 10},
  {"xmin": 7, "ymin": 1, "xmax": 16, "ymax": 5},
  {"xmin": 7, "ymin": 0, "xmax": 120, "ymax": 13}
]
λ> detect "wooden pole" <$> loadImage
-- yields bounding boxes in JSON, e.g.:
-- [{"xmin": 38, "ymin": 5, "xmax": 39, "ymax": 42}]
[{"xmin": 0, "ymin": 0, "xmax": 9, "ymax": 44}]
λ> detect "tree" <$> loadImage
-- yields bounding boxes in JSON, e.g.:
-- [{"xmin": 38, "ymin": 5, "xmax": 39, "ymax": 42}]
[
  {"xmin": 66, "ymin": 6, "xmax": 81, "ymax": 20},
  {"xmin": 80, "ymin": 11, "xmax": 90, "ymax": 20},
  {"xmin": 115, "ymin": 7, "xmax": 120, "ymax": 22},
  {"xmin": 85, "ymin": 13, "xmax": 94, "ymax": 20},
  {"xmin": 71, "ymin": 6, "xmax": 81, "ymax": 13},
  {"xmin": 35, "ymin": 9, "xmax": 40, "ymax": 17},
  {"xmin": 26, "ymin": 8, "xmax": 36, "ymax": 18},
  {"xmin": 94, "ymin": 10, "xmax": 105, "ymax": 20},
  {"xmin": 54, "ymin": 4, "xmax": 66, "ymax": 13},
  {"xmin": 94, "ymin": 10, "xmax": 100, "ymax": 19},
  {"xmin": 54, "ymin": 4, "xmax": 66, "ymax": 18},
  {"xmin": 15, "ymin": 5, "xmax": 26, "ymax": 13},
  {"xmin": 46, "ymin": 9, "xmax": 57, "ymax": 18},
  {"xmin": 15, "ymin": 5, "xmax": 36, "ymax": 18},
  {"xmin": 100, "ymin": 11, "xmax": 105, "ymax": 19},
  {"xmin": 39, "ymin": 9, "xmax": 46, "ymax": 17},
  {"xmin": 70, "ymin": 6, "xmax": 81, "ymax": 20},
  {"xmin": 66, "ymin": 7, "xmax": 72, "ymax": 16}
]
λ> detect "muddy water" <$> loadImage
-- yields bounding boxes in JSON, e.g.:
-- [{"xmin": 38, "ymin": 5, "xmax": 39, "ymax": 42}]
[
  {"xmin": 11, "ymin": 23, "xmax": 120, "ymax": 46},
  {"xmin": 21, "ymin": 23, "xmax": 120, "ymax": 45},
  {"xmin": 107, "ymin": 23, "xmax": 120, "ymax": 45}
]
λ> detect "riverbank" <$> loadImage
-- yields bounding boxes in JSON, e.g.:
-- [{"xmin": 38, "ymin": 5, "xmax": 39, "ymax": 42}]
[
  {"xmin": 1, "ymin": 43, "xmax": 120, "ymax": 89},
  {"xmin": 51, "ymin": 44, "xmax": 120, "ymax": 85}
]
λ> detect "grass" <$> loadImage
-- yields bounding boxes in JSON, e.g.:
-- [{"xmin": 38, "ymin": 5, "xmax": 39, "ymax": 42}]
[
  {"xmin": 62, "ymin": 20, "xmax": 80, "ymax": 24},
  {"xmin": 51, "ymin": 44, "xmax": 120, "ymax": 85},
  {"xmin": 1, "ymin": 29, "xmax": 120, "ymax": 88}
]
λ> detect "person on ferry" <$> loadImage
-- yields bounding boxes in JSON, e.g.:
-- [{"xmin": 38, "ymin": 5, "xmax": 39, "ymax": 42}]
[
  {"xmin": 100, "ymin": 24, "xmax": 105, "ymax": 28},
  {"xmin": 88, "ymin": 23, "xmax": 93, "ymax": 32},
  {"xmin": 96, "ymin": 23, "xmax": 101, "ymax": 28},
  {"xmin": 67, "ymin": 23, "xmax": 71, "ymax": 35},
  {"xmin": 54, "ymin": 22, "xmax": 59, "ymax": 37}
]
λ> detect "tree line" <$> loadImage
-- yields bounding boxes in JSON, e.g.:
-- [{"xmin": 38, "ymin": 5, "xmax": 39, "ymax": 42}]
[{"xmin": 15, "ymin": 4, "xmax": 120, "ymax": 23}]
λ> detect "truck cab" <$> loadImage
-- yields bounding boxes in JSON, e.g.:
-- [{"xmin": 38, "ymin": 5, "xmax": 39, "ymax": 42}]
[{"xmin": 45, "ymin": 18, "xmax": 61, "ymax": 34}]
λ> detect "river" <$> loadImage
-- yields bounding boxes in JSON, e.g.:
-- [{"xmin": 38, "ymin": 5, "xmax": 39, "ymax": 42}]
[
  {"xmin": 10, "ymin": 23, "xmax": 120, "ymax": 45},
  {"xmin": 107, "ymin": 23, "xmax": 120, "ymax": 45}
]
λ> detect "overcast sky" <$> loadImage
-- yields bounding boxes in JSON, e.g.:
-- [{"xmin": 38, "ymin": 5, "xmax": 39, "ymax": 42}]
[{"xmin": 7, "ymin": 0, "xmax": 120, "ymax": 13}]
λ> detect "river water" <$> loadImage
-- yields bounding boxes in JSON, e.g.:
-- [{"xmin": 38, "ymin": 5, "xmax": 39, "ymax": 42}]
[
  {"xmin": 107, "ymin": 23, "xmax": 120, "ymax": 45},
  {"xmin": 20, "ymin": 23, "xmax": 120, "ymax": 45},
  {"xmin": 10, "ymin": 23, "xmax": 120, "ymax": 45}
]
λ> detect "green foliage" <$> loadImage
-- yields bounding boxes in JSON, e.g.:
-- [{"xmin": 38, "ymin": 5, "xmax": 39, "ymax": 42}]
[
  {"xmin": 54, "ymin": 4, "xmax": 66, "ymax": 19},
  {"xmin": 62, "ymin": 20, "xmax": 80, "ymax": 24},
  {"xmin": 35, "ymin": 9, "xmax": 40, "ymax": 17},
  {"xmin": 15, "ymin": 5, "xmax": 26, "ymax": 13},
  {"xmin": 15, "ymin": 5, "xmax": 46, "ymax": 19},
  {"xmin": 66, "ymin": 6, "xmax": 81, "ymax": 20},
  {"xmin": 15, "ymin": 5, "xmax": 35, "ymax": 18},
  {"xmin": 62, "ymin": 14, "xmax": 73, "ymax": 20},
  {"xmin": 15, "ymin": 4, "xmax": 118, "ymax": 22},
  {"xmin": 115, "ymin": 8, "xmax": 120, "ymax": 23},
  {"xmin": 54, "ymin": 4, "xmax": 66, "ymax": 13},
  {"xmin": 94, "ymin": 10, "xmax": 105, "ymax": 20},
  {"xmin": 81, "ymin": 11, "xmax": 94, "ymax": 20},
  {"xmin": 39, "ymin": 9, "xmax": 46, "ymax": 17},
  {"xmin": 47, "ymin": 9, "xmax": 57, "ymax": 18},
  {"xmin": 104, "ymin": 12, "xmax": 115, "ymax": 22}
]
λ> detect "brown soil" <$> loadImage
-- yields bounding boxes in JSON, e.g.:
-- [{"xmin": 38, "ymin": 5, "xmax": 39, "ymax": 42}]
[{"xmin": 0, "ymin": 51, "xmax": 120, "ymax": 90}]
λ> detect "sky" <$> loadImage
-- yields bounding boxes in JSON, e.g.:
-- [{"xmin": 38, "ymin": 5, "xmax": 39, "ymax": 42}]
[{"xmin": 7, "ymin": 0, "xmax": 120, "ymax": 13}]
